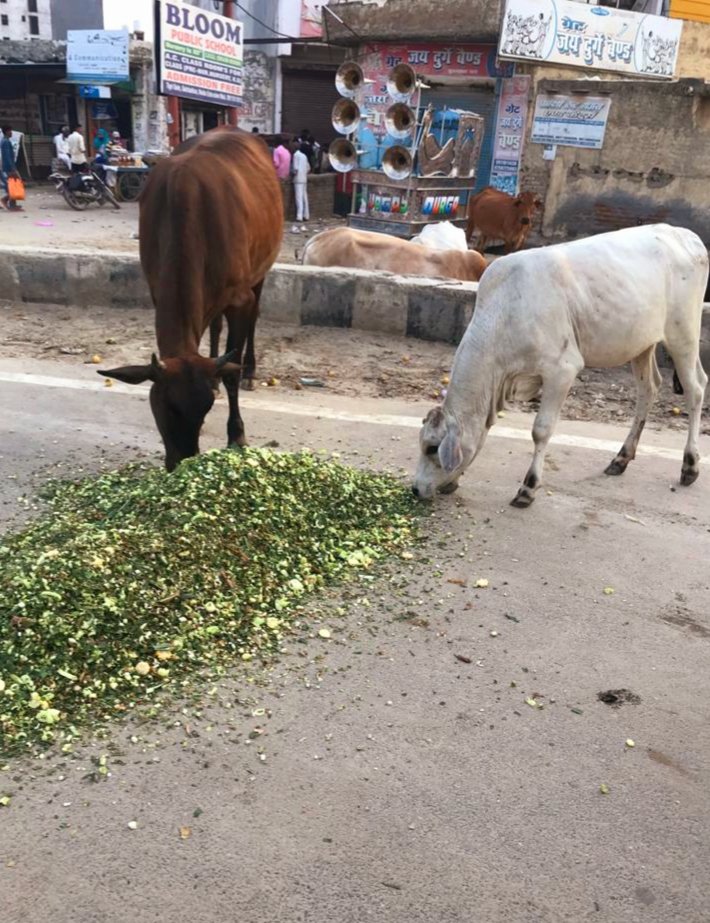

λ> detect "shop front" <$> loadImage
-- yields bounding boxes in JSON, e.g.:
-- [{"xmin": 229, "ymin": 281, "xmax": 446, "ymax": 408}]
[{"xmin": 358, "ymin": 42, "xmax": 519, "ymax": 191}]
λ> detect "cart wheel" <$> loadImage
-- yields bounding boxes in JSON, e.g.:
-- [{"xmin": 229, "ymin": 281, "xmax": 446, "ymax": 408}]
[{"xmin": 117, "ymin": 172, "xmax": 144, "ymax": 202}]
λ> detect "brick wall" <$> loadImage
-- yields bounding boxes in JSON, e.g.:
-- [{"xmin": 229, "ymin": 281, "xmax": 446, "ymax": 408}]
[
  {"xmin": 520, "ymin": 78, "xmax": 710, "ymax": 247},
  {"xmin": 280, "ymin": 173, "xmax": 337, "ymax": 222}
]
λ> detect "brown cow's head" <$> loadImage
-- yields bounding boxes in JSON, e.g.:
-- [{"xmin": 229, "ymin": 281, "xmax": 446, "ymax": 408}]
[
  {"xmin": 514, "ymin": 191, "xmax": 543, "ymax": 227},
  {"xmin": 98, "ymin": 352, "xmax": 240, "ymax": 471}
]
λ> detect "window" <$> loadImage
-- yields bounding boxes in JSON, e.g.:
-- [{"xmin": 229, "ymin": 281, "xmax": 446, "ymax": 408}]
[
  {"xmin": 0, "ymin": 14, "xmax": 7, "ymax": 25},
  {"xmin": 27, "ymin": 0, "xmax": 37, "ymax": 10},
  {"xmin": 28, "ymin": 13, "xmax": 38, "ymax": 34}
]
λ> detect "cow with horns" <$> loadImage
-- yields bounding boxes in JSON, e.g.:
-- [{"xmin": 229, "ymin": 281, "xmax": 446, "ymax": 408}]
[{"xmin": 100, "ymin": 128, "xmax": 283, "ymax": 470}]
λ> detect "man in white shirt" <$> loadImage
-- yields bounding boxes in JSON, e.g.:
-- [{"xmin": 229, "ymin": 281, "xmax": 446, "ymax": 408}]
[
  {"xmin": 292, "ymin": 143, "xmax": 311, "ymax": 222},
  {"xmin": 53, "ymin": 125, "xmax": 71, "ymax": 171},
  {"xmin": 67, "ymin": 124, "xmax": 87, "ymax": 173}
]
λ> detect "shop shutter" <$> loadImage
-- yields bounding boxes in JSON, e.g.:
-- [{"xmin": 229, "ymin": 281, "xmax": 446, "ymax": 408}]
[
  {"xmin": 420, "ymin": 85, "xmax": 498, "ymax": 191},
  {"xmin": 281, "ymin": 69, "xmax": 340, "ymax": 147}
]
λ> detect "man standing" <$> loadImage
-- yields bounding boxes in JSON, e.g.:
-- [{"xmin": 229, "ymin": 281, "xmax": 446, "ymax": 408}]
[
  {"xmin": 53, "ymin": 125, "xmax": 71, "ymax": 170},
  {"xmin": 0, "ymin": 124, "xmax": 20, "ymax": 210},
  {"xmin": 67, "ymin": 124, "xmax": 87, "ymax": 172},
  {"xmin": 292, "ymin": 142, "xmax": 311, "ymax": 223},
  {"xmin": 272, "ymin": 135, "xmax": 291, "ymax": 181}
]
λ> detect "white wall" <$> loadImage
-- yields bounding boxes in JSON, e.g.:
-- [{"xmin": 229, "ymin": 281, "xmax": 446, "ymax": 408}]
[{"xmin": 0, "ymin": 0, "xmax": 52, "ymax": 41}]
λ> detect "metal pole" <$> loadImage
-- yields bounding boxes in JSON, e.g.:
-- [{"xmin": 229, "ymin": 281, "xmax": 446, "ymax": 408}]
[{"xmin": 223, "ymin": 0, "xmax": 239, "ymax": 127}]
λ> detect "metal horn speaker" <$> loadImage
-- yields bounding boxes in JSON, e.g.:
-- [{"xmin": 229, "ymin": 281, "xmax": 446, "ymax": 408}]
[
  {"xmin": 386, "ymin": 63, "xmax": 416, "ymax": 102},
  {"xmin": 382, "ymin": 145, "xmax": 413, "ymax": 181},
  {"xmin": 385, "ymin": 102, "xmax": 416, "ymax": 140},
  {"xmin": 335, "ymin": 61, "xmax": 365, "ymax": 98},
  {"xmin": 331, "ymin": 97, "xmax": 361, "ymax": 135},
  {"xmin": 328, "ymin": 138, "xmax": 359, "ymax": 173}
]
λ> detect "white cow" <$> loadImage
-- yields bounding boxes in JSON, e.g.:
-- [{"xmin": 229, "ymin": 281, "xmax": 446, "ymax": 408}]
[{"xmin": 413, "ymin": 224, "xmax": 709, "ymax": 504}]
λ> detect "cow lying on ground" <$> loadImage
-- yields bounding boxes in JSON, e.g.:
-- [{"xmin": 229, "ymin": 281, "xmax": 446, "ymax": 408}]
[
  {"xmin": 465, "ymin": 186, "xmax": 541, "ymax": 253},
  {"xmin": 302, "ymin": 227, "xmax": 487, "ymax": 282},
  {"xmin": 413, "ymin": 224, "xmax": 708, "ymax": 504},
  {"xmin": 99, "ymin": 128, "xmax": 283, "ymax": 470}
]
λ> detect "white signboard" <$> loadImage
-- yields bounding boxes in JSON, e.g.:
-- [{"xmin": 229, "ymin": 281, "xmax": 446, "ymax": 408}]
[
  {"xmin": 155, "ymin": 1, "xmax": 244, "ymax": 108},
  {"xmin": 67, "ymin": 30, "xmax": 129, "ymax": 84},
  {"xmin": 499, "ymin": 0, "xmax": 682, "ymax": 79},
  {"xmin": 531, "ymin": 94, "xmax": 611, "ymax": 149}
]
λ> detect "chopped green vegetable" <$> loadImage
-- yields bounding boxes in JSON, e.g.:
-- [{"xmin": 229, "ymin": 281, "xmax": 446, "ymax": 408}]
[{"xmin": 0, "ymin": 449, "xmax": 417, "ymax": 757}]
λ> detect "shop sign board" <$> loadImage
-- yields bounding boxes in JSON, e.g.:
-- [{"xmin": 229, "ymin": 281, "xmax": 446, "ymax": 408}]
[
  {"xmin": 67, "ymin": 30, "xmax": 129, "ymax": 84},
  {"xmin": 531, "ymin": 93, "xmax": 611, "ymax": 149},
  {"xmin": 155, "ymin": 0, "xmax": 244, "ymax": 107},
  {"xmin": 499, "ymin": 0, "xmax": 682, "ymax": 79},
  {"xmin": 490, "ymin": 76, "xmax": 530, "ymax": 195},
  {"xmin": 360, "ymin": 43, "xmax": 512, "ymax": 138}
]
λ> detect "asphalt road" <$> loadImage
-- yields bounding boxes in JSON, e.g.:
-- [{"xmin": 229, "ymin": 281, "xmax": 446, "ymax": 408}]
[{"xmin": 1, "ymin": 358, "xmax": 709, "ymax": 923}]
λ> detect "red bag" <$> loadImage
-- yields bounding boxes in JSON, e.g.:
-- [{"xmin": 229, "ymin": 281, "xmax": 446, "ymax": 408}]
[{"xmin": 8, "ymin": 176, "xmax": 25, "ymax": 201}]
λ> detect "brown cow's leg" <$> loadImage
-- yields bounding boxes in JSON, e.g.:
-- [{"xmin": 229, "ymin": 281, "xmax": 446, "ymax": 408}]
[
  {"xmin": 241, "ymin": 280, "xmax": 264, "ymax": 392},
  {"xmin": 222, "ymin": 292, "xmax": 257, "ymax": 447},
  {"xmin": 209, "ymin": 314, "xmax": 224, "ymax": 395},
  {"xmin": 476, "ymin": 234, "xmax": 488, "ymax": 255},
  {"xmin": 209, "ymin": 314, "xmax": 223, "ymax": 358}
]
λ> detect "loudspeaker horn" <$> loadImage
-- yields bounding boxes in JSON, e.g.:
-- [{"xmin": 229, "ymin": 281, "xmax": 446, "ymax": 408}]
[
  {"xmin": 385, "ymin": 102, "xmax": 416, "ymax": 140},
  {"xmin": 382, "ymin": 145, "xmax": 413, "ymax": 181},
  {"xmin": 335, "ymin": 61, "xmax": 365, "ymax": 98},
  {"xmin": 331, "ymin": 98, "xmax": 361, "ymax": 135},
  {"xmin": 387, "ymin": 63, "xmax": 417, "ymax": 102},
  {"xmin": 328, "ymin": 138, "xmax": 359, "ymax": 173}
]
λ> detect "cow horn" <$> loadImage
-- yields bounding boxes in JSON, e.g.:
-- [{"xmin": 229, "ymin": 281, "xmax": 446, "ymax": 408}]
[
  {"xmin": 215, "ymin": 348, "xmax": 241, "ymax": 371},
  {"xmin": 151, "ymin": 353, "xmax": 166, "ymax": 372}
]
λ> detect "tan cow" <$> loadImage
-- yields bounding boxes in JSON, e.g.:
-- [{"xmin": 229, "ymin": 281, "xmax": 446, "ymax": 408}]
[
  {"xmin": 302, "ymin": 227, "xmax": 487, "ymax": 282},
  {"xmin": 465, "ymin": 187, "xmax": 542, "ymax": 254}
]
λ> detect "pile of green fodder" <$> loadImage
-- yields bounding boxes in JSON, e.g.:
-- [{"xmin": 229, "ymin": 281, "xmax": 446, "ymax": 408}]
[{"xmin": 0, "ymin": 448, "xmax": 417, "ymax": 757}]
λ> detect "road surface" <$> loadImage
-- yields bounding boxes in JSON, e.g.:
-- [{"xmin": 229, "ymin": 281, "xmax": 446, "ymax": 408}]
[{"xmin": 1, "ymin": 357, "xmax": 709, "ymax": 923}]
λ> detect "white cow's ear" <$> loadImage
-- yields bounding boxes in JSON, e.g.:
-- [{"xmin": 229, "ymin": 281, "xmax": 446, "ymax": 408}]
[{"xmin": 439, "ymin": 427, "xmax": 463, "ymax": 473}]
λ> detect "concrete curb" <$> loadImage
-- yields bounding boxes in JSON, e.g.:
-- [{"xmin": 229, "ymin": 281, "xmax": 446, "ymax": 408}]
[
  {"xmin": 0, "ymin": 246, "xmax": 477, "ymax": 346},
  {"xmin": 0, "ymin": 246, "xmax": 708, "ymax": 360}
]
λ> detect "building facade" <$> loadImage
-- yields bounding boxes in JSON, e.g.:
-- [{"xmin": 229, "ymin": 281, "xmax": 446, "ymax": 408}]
[
  {"xmin": 327, "ymin": 0, "xmax": 710, "ymax": 244},
  {"xmin": 0, "ymin": 0, "xmax": 51, "ymax": 41},
  {"xmin": 50, "ymin": 0, "xmax": 103, "ymax": 40}
]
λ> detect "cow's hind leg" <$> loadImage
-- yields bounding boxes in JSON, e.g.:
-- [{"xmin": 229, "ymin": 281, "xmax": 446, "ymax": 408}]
[
  {"xmin": 240, "ymin": 280, "xmax": 264, "ymax": 392},
  {"xmin": 222, "ymin": 299, "xmax": 254, "ymax": 448},
  {"xmin": 605, "ymin": 346, "xmax": 660, "ymax": 476},
  {"xmin": 511, "ymin": 359, "xmax": 582, "ymax": 508},
  {"xmin": 209, "ymin": 314, "xmax": 224, "ymax": 394},
  {"xmin": 671, "ymin": 354, "xmax": 708, "ymax": 486}
]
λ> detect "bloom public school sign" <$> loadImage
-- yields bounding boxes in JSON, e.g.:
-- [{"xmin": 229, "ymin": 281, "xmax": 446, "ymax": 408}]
[
  {"xmin": 498, "ymin": 0, "xmax": 682, "ymax": 79},
  {"xmin": 155, "ymin": 0, "xmax": 244, "ymax": 107}
]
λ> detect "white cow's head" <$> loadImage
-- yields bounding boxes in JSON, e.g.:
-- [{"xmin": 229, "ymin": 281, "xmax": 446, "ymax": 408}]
[{"xmin": 412, "ymin": 405, "xmax": 475, "ymax": 499}]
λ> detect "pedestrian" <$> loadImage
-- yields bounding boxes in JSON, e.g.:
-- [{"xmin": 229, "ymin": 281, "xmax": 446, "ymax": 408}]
[
  {"xmin": 67, "ymin": 124, "xmax": 88, "ymax": 173},
  {"xmin": 292, "ymin": 142, "xmax": 311, "ymax": 223},
  {"xmin": 272, "ymin": 135, "xmax": 291, "ymax": 180},
  {"xmin": 93, "ymin": 127, "xmax": 110, "ymax": 157},
  {"xmin": 53, "ymin": 125, "xmax": 71, "ymax": 171},
  {"xmin": 0, "ymin": 124, "xmax": 21, "ymax": 211}
]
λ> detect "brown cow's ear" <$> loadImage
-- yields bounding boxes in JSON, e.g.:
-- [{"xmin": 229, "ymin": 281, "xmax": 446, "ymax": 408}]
[
  {"xmin": 214, "ymin": 361, "xmax": 242, "ymax": 379},
  {"xmin": 97, "ymin": 364, "xmax": 156, "ymax": 385}
]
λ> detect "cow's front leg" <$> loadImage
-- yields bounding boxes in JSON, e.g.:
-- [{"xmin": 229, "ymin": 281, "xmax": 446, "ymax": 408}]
[{"xmin": 511, "ymin": 361, "xmax": 581, "ymax": 507}]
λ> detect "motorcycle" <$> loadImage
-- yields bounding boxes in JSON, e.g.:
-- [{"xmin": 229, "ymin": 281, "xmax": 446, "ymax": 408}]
[{"xmin": 49, "ymin": 167, "xmax": 121, "ymax": 211}]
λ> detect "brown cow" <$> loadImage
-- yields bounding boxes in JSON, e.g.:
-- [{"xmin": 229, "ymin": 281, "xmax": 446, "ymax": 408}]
[
  {"xmin": 302, "ymin": 227, "xmax": 487, "ymax": 282},
  {"xmin": 99, "ymin": 128, "xmax": 283, "ymax": 470},
  {"xmin": 465, "ymin": 187, "xmax": 542, "ymax": 254}
]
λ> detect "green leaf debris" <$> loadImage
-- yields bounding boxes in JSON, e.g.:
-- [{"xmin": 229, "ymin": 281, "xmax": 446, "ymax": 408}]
[{"xmin": 0, "ymin": 449, "xmax": 417, "ymax": 757}]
